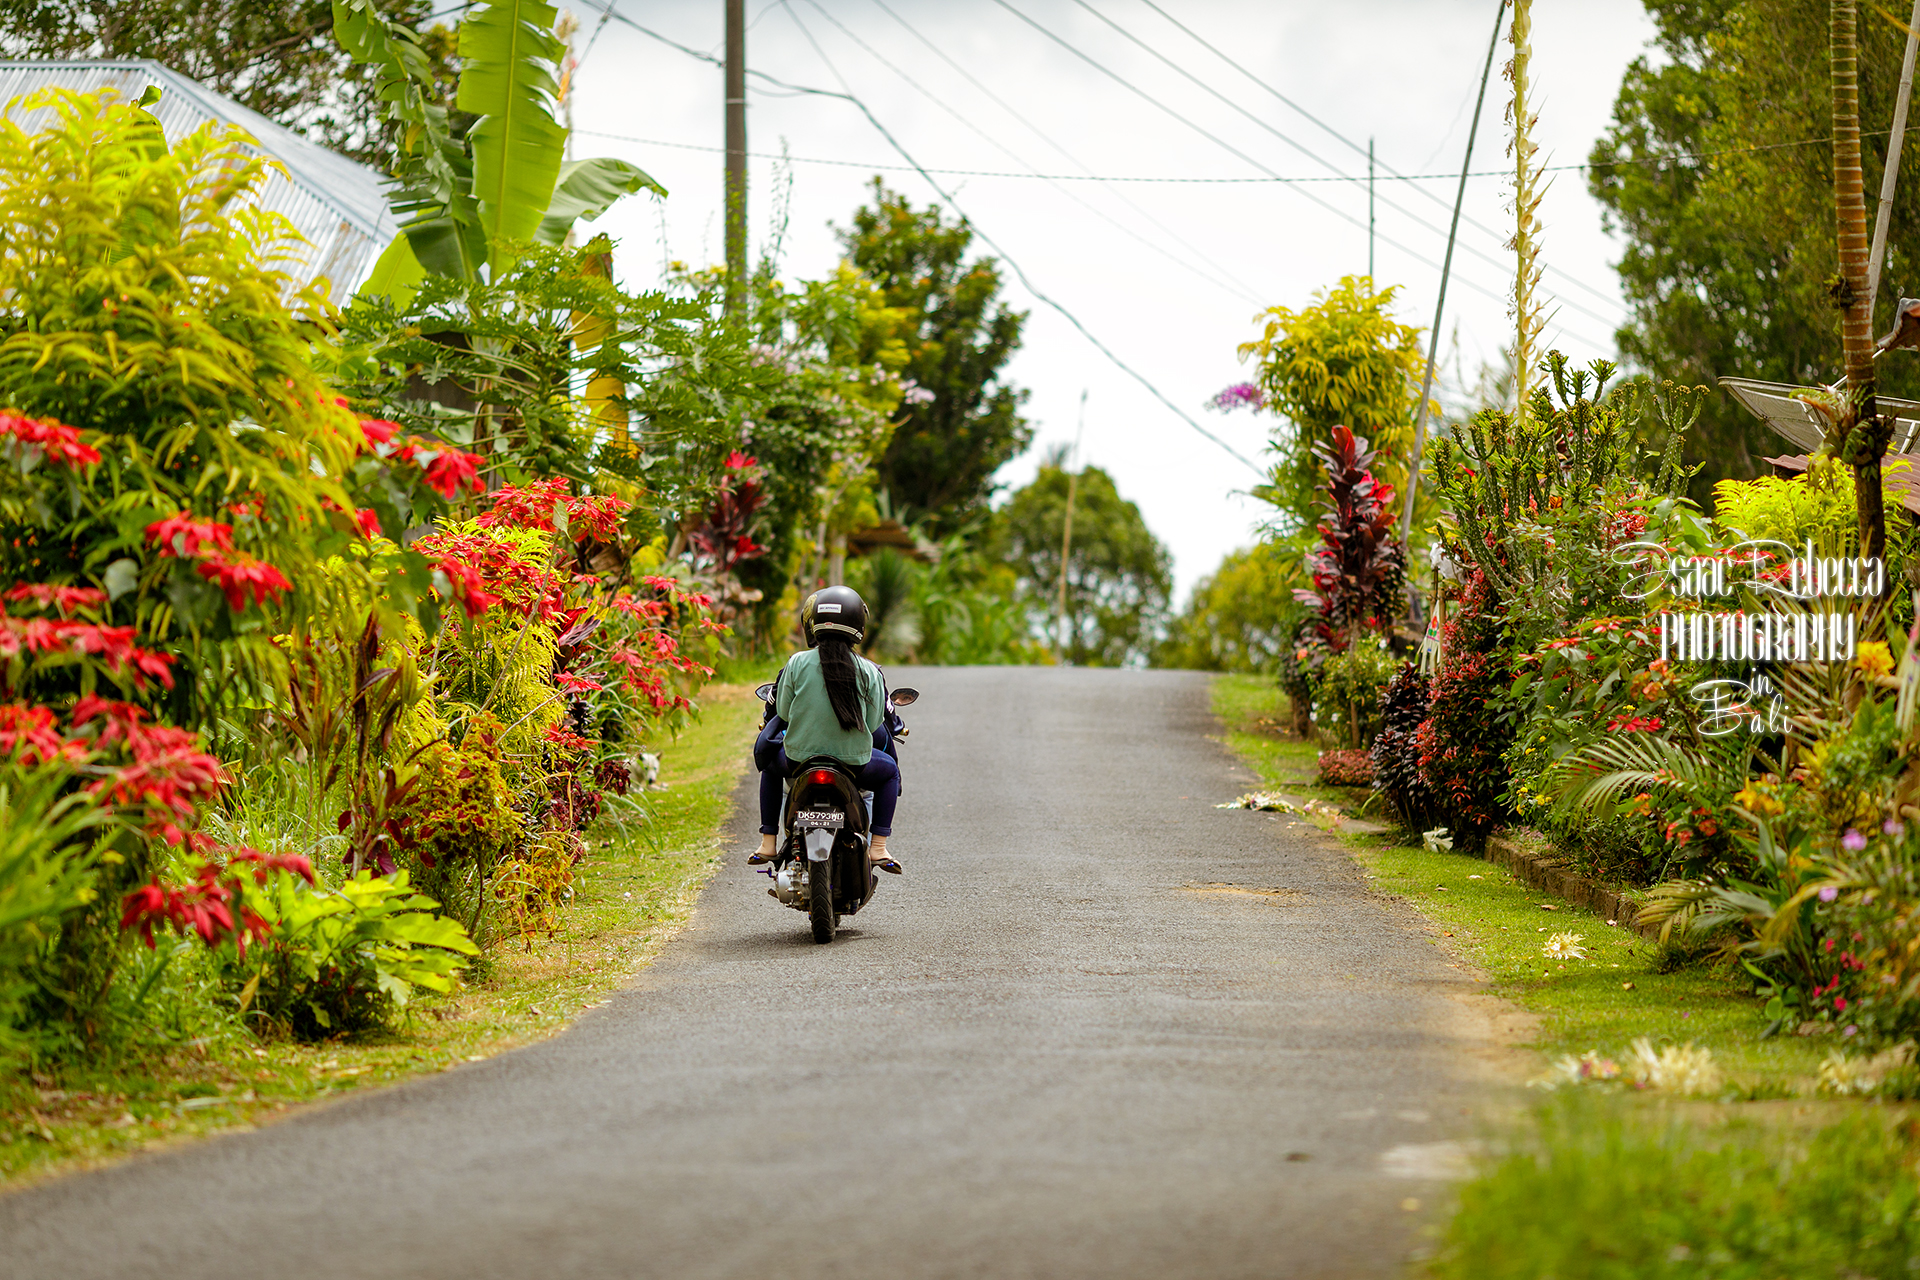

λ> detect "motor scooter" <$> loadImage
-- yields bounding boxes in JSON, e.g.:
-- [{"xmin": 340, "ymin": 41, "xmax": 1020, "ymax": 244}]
[{"xmin": 751, "ymin": 682, "xmax": 918, "ymax": 943}]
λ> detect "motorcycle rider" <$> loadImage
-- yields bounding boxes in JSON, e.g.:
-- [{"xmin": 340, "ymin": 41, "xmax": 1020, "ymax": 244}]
[{"xmin": 748, "ymin": 586, "xmax": 903, "ymax": 874}]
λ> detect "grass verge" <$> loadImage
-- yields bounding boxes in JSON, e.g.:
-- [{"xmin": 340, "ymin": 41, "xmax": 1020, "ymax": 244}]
[
  {"xmin": 1428, "ymin": 1094, "xmax": 1920, "ymax": 1279},
  {"xmin": 1212, "ymin": 672, "xmax": 1827, "ymax": 1085},
  {"xmin": 1211, "ymin": 673, "xmax": 1912, "ymax": 1276},
  {"xmin": 1212, "ymin": 674, "xmax": 1377, "ymax": 812},
  {"xmin": 0, "ymin": 668, "xmax": 770, "ymax": 1190}
]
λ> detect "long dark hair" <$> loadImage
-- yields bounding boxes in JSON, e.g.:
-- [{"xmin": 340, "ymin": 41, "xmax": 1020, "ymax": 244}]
[{"xmin": 817, "ymin": 637, "xmax": 863, "ymax": 730}]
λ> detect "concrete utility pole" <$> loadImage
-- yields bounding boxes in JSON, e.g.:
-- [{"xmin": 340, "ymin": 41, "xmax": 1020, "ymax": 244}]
[
  {"xmin": 1399, "ymin": 0, "xmax": 1508, "ymax": 547},
  {"xmin": 1868, "ymin": 0, "xmax": 1920, "ymax": 320},
  {"xmin": 1367, "ymin": 136, "xmax": 1374, "ymax": 280},
  {"xmin": 724, "ymin": 0, "xmax": 747, "ymax": 316}
]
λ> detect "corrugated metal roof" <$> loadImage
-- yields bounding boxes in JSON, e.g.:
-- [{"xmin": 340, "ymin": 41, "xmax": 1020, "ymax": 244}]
[{"xmin": 0, "ymin": 60, "xmax": 398, "ymax": 300}]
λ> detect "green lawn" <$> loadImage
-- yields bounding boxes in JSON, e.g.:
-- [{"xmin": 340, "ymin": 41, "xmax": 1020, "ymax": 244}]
[
  {"xmin": 1212, "ymin": 672, "xmax": 1910, "ymax": 1277},
  {"xmin": 1211, "ymin": 673, "xmax": 1383, "ymax": 813},
  {"xmin": 0, "ymin": 666, "xmax": 771, "ymax": 1188}
]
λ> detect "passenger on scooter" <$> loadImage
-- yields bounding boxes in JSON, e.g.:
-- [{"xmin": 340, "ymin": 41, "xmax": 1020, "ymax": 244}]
[{"xmin": 748, "ymin": 586, "xmax": 902, "ymax": 874}]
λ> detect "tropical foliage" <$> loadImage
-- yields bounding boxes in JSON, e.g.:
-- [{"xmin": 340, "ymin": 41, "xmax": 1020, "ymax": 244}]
[{"xmin": 996, "ymin": 460, "xmax": 1172, "ymax": 667}]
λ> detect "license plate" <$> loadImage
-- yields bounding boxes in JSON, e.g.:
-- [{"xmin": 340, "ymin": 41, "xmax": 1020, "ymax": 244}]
[{"xmin": 795, "ymin": 809, "xmax": 844, "ymax": 829}]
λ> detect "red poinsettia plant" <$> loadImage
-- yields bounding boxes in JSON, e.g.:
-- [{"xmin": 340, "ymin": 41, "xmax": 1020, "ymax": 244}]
[{"xmin": 412, "ymin": 479, "xmax": 723, "ymax": 837}]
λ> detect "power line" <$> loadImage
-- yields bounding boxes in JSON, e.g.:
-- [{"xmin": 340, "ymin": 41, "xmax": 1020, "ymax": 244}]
[
  {"xmin": 788, "ymin": 0, "xmax": 1263, "ymax": 307},
  {"xmin": 982, "ymin": 0, "xmax": 1614, "ymax": 352},
  {"xmin": 1051, "ymin": 0, "xmax": 1625, "ymax": 329},
  {"xmin": 577, "ymin": 126, "xmax": 1885, "ymax": 187},
  {"xmin": 1127, "ymin": 0, "xmax": 1625, "ymax": 318},
  {"xmin": 862, "ymin": 0, "xmax": 1261, "ymax": 304},
  {"xmin": 576, "ymin": 0, "xmax": 1271, "ymax": 477}
]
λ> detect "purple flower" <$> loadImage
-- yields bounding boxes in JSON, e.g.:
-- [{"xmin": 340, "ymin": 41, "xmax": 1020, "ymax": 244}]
[
  {"xmin": 1818, "ymin": 885, "xmax": 1839, "ymax": 902},
  {"xmin": 1843, "ymin": 829, "xmax": 1868, "ymax": 852},
  {"xmin": 1207, "ymin": 382, "xmax": 1266, "ymax": 413},
  {"xmin": 1844, "ymin": 1025, "xmax": 1859, "ymax": 1037},
  {"xmin": 1886, "ymin": 819, "xmax": 1907, "ymax": 838}
]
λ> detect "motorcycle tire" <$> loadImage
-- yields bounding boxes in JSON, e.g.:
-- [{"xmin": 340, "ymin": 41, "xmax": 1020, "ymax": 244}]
[{"xmin": 808, "ymin": 856, "xmax": 836, "ymax": 944}]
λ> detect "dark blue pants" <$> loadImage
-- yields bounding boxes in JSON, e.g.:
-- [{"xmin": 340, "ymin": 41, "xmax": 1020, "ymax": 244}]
[{"xmin": 758, "ymin": 747, "xmax": 899, "ymax": 837}]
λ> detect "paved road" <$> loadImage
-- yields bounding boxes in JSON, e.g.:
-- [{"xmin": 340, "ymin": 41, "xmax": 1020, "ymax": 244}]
[{"xmin": 0, "ymin": 668, "xmax": 1515, "ymax": 1280}]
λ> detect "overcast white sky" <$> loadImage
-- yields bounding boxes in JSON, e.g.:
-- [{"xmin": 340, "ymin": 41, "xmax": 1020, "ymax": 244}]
[{"xmin": 550, "ymin": 0, "xmax": 1658, "ymax": 601}]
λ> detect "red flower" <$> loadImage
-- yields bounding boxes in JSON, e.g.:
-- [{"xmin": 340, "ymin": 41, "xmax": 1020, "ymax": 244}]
[
  {"xmin": 359, "ymin": 418, "xmax": 401, "ymax": 448},
  {"xmin": 194, "ymin": 553, "xmax": 292, "ymax": 612},
  {"xmin": 145, "ymin": 513, "xmax": 235, "ymax": 559},
  {"xmin": 4, "ymin": 583, "xmax": 107, "ymax": 615},
  {"xmin": 556, "ymin": 671, "xmax": 604, "ymax": 694},
  {"xmin": 0, "ymin": 410, "xmax": 100, "ymax": 468},
  {"xmin": 227, "ymin": 847, "xmax": 316, "ymax": 886},
  {"xmin": 354, "ymin": 507, "xmax": 381, "ymax": 539},
  {"xmin": 478, "ymin": 478, "xmax": 571, "ymax": 532},
  {"xmin": 724, "ymin": 451, "xmax": 757, "ymax": 470},
  {"xmin": 0, "ymin": 703, "xmax": 84, "ymax": 766},
  {"xmin": 542, "ymin": 724, "xmax": 593, "ymax": 754},
  {"xmin": 421, "ymin": 448, "xmax": 485, "ymax": 499},
  {"xmin": 434, "ymin": 556, "xmax": 502, "ymax": 617}
]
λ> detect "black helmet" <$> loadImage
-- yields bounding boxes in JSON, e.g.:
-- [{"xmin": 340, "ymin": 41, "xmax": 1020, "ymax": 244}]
[{"xmin": 803, "ymin": 585, "xmax": 868, "ymax": 646}]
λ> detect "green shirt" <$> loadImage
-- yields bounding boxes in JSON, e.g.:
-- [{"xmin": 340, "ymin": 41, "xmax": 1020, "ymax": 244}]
[{"xmin": 776, "ymin": 647, "xmax": 885, "ymax": 767}]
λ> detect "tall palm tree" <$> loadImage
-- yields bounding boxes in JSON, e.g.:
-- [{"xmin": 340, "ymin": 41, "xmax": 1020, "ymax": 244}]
[{"xmin": 1834, "ymin": 0, "xmax": 1892, "ymax": 571}]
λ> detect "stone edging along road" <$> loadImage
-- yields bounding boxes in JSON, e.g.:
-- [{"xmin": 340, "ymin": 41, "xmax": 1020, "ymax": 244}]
[{"xmin": 1484, "ymin": 832, "xmax": 1661, "ymax": 940}]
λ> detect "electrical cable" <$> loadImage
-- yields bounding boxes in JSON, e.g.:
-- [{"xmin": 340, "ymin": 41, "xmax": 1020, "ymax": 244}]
[
  {"xmin": 1052, "ymin": 0, "xmax": 1626, "ymax": 328},
  {"xmin": 571, "ymin": 127, "xmax": 1890, "ymax": 186},
  {"xmin": 981, "ymin": 0, "xmax": 1615, "ymax": 350},
  {"xmin": 791, "ymin": 0, "xmax": 1264, "ymax": 307},
  {"xmin": 575, "ymin": 0, "xmax": 1272, "ymax": 477},
  {"xmin": 862, "ymin": 0, "xmax": 1260, "ymax": 308},
  {"xmin": 1129, "ymin": 0, "xmax": 1636, "ymax": 317}
]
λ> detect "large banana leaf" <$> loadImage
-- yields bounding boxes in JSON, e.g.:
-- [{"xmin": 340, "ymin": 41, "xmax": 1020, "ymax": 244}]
[
  {"xmin": 360, "ymin": 232, "xmax": 427, "ymax": 307},
  {"xmin": 536, "ymin": 158, "xmax": 665, "ymax": 245},
  {"xmin": 458, "ymin": 0, "xmax": 568, "ymax": 276}
]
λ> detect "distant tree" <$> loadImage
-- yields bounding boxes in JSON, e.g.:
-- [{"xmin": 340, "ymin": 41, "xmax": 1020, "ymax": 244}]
[
  {"xmin": 1154, "ymin": 542, "xmax": 1305, "ymax": 673},
  {"xmin": 1590, "ymin": 0, "xmax": 1920, "ymax": 502},
  {"xmin": 1237, "ymin": 275, "xmax": 1427, "ymax": 531},
  {"xmin": 0, "ymin": 0, "xmax": 457, "ymax": 167},
  {"xmin": 837, "ymin": 180, "xmax": 1032, "ymax": 533},
  {"xmin": 995, "ymin": 460, "xmax": 1171, "ymax": 667}
]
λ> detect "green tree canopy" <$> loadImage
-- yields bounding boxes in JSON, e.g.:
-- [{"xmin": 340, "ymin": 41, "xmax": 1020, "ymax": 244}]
[
  {"xmin": 1154, "ymin": 542, "xmax": 1305, "ymax": 673},
  {"xmin": 1238, "ymin": 275, "xmax": 1427, "ymax": 529},
  {"xmin": 837, "ymin": 180, "xmax": 1032, "ymax": 532},
  {"xmin": 0, "ymin": 1, "xmax": 456, "ymax": 167},
  {"xmin": 994, "ymin": 460, "xmax": 1171, "ymax": 667},
  {"xmin": 1591, "ymin": 0, "xmax": 1920, "ymax": 499}
]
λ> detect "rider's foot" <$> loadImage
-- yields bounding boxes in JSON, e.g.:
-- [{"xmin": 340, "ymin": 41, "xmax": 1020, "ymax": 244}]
[
  {"xmin": 747, "ymin": 832, "xmax": 778, "ymax": 865},
  {"xmin": 869, "ymin": 836, "xmax": 902, "ymax": 874}
]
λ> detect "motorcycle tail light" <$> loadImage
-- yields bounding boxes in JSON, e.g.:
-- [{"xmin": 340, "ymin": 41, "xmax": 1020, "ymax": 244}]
[{"xmin": 808, "ymin": 769, "xmax": 836, "ymax": 785}]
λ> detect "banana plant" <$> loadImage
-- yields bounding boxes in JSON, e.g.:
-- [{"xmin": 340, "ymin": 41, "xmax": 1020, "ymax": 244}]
[{"xmin": 332, "ymin": 0, "xmax": 663, "ymax": 298}]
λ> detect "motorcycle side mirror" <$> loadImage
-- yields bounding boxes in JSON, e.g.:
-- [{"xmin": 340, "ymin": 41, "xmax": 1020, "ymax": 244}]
[
  {"xmin": 754, "ymin": 682, "xmax": 776, "ymax": 704},
  {"xmin": 890, "ymin": 688, "xmax": 919, "ymax": 706}
]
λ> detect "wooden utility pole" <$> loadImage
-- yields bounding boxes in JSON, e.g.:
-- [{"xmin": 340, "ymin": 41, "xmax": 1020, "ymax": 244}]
[{"xmin": 724, "ymin": 0, "xmax": 747, "ymax": 316}]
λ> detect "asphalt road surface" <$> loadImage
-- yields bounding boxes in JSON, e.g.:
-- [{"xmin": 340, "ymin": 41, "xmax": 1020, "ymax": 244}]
[{"xmin": 0, "ymin": 667, "xmax": 1518, "ymax": 1280}]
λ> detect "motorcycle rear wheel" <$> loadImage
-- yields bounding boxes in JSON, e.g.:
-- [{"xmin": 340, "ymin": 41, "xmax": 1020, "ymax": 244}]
[{"xmin": 808, "ymin": 857, "xmax": 836, "ymax": 944}]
